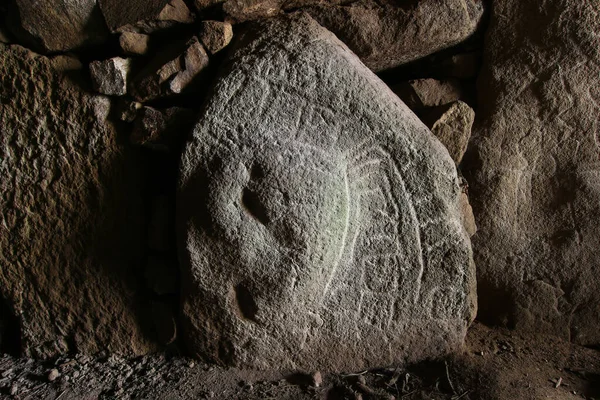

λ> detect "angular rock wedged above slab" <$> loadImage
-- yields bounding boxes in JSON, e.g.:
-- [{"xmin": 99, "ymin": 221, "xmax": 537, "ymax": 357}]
[
  {"xmin": 5, "ymin": 0, "xmax": 109, "ymax": 53},
  {"xmin": 465, "ymin": 0, "xmax": 600, "ymax": 345},
  {"xmin": 392, "ymin": 78, "xmax": 464, "ymax": 111},
  {"xmin": 178, "ymin": 13, "xmax": 476, "ymax": 372},
  {"xmin": 99, "ymin": 0, "xmax": 194, "ymax": 33},
  {"xmin": 304, "ymin": 0, "xmax": 484, "ymax": 72},
  {"xmin": 422, "ymin": 101, "xmax": 474, "ymax": 164},
  {"xmin": 0, "ymin": 44, "xmax": 156, "ymax": 358}
]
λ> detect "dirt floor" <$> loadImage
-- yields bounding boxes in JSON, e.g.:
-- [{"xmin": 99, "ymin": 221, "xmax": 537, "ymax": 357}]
[{"xmin": 0, "ymin": 322, "xmax": 598, "ymax": 399}]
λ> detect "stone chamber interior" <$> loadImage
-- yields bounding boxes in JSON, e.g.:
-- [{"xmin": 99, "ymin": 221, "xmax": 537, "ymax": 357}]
[{"xmin": 0, "ymin": 0, "xmax": 599, "ymax": 399}]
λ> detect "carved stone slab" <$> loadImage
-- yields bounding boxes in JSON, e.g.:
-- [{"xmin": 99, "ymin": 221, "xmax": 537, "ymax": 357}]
[{"xmin": 178, "ymin": 13, "xmax": 476, "ymax": 372}]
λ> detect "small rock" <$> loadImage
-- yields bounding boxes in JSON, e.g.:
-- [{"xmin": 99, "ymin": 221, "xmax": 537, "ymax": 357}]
[
  {"xmin": 48, "ymin": 369, "xmax": 60, "ymax": 382},
  {"xmin": 99, "ymin": 0, "xmax": 194, "ymax": 33},
  {"xmin": 392, "ymin": 78, "xmax": 463, "ymax": 111},
  {"xmin": 223, "ymin": 0, "xmax": 281, "ymax": 22},
  {"xmin": 9, "ymin": 384, "xmax": 17, "ymax": 396},
  {"xmin": 118, "ymin": 100, "xmax": 143, "ymax": 123},
  {"xmin": 423, "ymin": 101, "xmax": 475, "ymax": 164},
  {"xmin": 188, "ymin": 361, "xmax": 195, "ymax": 368},
  {"xmin": 89, "ymin": 57, "xmax": 130, "ymax": 96},
  {"xmin": 152, "ymin": 301, "xmax": 177, "ymax": 345},
  {"xmin": 311, "ymin": 371, "xmax": 322, "ymax": 387},
  {"xmin": 459, "ymin": 193, "xmax": 477, "ymax": 237},
  {"xmin": 131, "ymin": 106, "xmax": 196, "ymax": 149},
  {"xmin": 131, "ymin": 37, "xmax": 209, "ymax": 101},
  {"xmin": 72, "ymin": 370, "xmax": 80, "ymax": 379},
  {"xmin": 199, "ymin": 21, "xmax": 233, "ymax": 54},
  {"xmin": 119, "ymin": 32, "xmax": 151, "ymax": 56},
  {"xmin": 145, "ymin": 256, "xmax": 178, "ymax": 295}
]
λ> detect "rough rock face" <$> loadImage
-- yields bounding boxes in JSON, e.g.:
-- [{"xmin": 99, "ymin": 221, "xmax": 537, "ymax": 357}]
[
  {"xmin": 305, "ymin": 0, "xmax": 484, "ymax": 72},
  {"xmin": 0, "ymin": 44, "xmax": 155, "ymax": 358},
  {"xmin": 466, "ymin": 0, "xmax": 600, "ymax": 344},
  {"xmin": 178, "ymin": 14, "xmax": 476, "ymax": 372},
  {"xmin": 392, "ymin": 79, "xmax": 464, "ymax": 111},
  {"xmin": 98, "ymin": 0, "xmax": 194, "ymax": 33},
  {"xmin": 5, "ymin": 0, "xmax": 109, "ymax": 53},
  {"xmin": 90, "ymin": 57, "xmax": 131, "ymax": 96},
  {"xmin": 423, "ymin": 101, "xmax": 474, "ymax": 164}
]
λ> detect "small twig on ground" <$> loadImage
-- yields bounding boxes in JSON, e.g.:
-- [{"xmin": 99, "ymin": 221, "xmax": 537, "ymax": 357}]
[
  {"xmin": 554, "ymin": 377, "xmax": 563, "ymax": 388},
  {"xmin": 452, "ymin": 390, "xmax": 471, "ymax": 400},
  {"xmin": 343, "ymin": 370, "xmax": 369, "ymax": 377},
  {"xmin": 445, "ymin": 361, "xmax": 456, "ymax": 394}
]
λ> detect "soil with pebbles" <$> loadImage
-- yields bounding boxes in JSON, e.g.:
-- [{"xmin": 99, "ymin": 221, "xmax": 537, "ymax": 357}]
[{"xmin": 0, "ymin": 322, "xmax": 599, "ymax": 399}]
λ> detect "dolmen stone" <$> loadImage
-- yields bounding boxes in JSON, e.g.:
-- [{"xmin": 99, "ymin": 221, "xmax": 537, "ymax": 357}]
[
  {"xmin": 178, "ymin": 14, "xmax": 475, "ymax": 372},
  {"xmin": 0, "ymin": 44, "xmax": 155, "ymax": 358},
  {"xmin": 465, "ymin": 0, "xmax": 600, "ymax": 345}
]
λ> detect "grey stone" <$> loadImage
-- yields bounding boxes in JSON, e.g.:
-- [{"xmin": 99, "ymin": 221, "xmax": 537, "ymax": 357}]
[
  {"xmin": 423, "ymin": 101, "xmax": 474, "ymax": 164},
  {"xmin": 392, "ymin": 79, "xmax": 464, "ymax": 111},
  {"xmin": 178, "ymin": 14, "xmax": 475, "ymax": 372},
  {"xmin": 0, "ymin": 44, "xmax": 156, "ymax": 358},
  {"xmin": 47, "ymin": 369, "xmax": 60, "ymax": 382},
  {"xmin": 5, "ymin": 0, "xmax": 109, "ymax": 53},
  {"xmin": 89, "ymin": 57, "xmax": 131, "ymax": 96},
  {"xmin": 119, "ymin": 32, "xmax": 151, "ymax": 56},
  {"xmin": 305, "ymin": 0, "xmax": 484, "ymax": 72},
  {"xmin": 466, "ymin": 0, "xmax": 600, "ymax": 345},
  {"xmin": 199, "ymin": 21, "xmax": 234, "ymax": 54},
  {"xmin": 131, "ymin": 37, "xmax": 209, "ymax": 102},
  {"xmin": 99, "ymin": 0, "xmax": 194, "ymax": 33}
]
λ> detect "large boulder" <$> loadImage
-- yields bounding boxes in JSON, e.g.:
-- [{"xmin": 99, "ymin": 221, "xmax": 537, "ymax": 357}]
[
  {"xmin": 305, "ymin": 0, "xmax": 484, "ymax": 72},
  {"xmin": 465, "ymin": 0, "xmax": 600, "ymax": 344},
  {"xmin": 178, "ymin": 13, "xmax": 476, "ymax": 372},
  {"xmin": 0, "ymin": 45, "xmax": 156, "ymax": 358},
  {"xmin": 4, "ymin": 0, "xmax": 109, "ymax": 53}
]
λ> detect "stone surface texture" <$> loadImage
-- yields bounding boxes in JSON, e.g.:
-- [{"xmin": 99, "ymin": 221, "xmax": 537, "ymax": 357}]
[
  {"xmin": 5, "ymin": 0, "xmax": 108, "ymax": 53},
  {"xmin": 199, "ymin": 21, "xmax": 234, "ymax": 54},
  {"xmin": 0, "ymin": 44, "xmax": 155, "ymax": 358},
  {"xmin": 178, "ymin": 14, "xmax": 475, "ymax": 372},
  {"xmin": 305, "ymin": 0, "xmax": 484, "ymax": 72},
  {"xmin": 131, "ymin": 37, "xmax": 209, "ymax": 101},
  {"xmin": 90, "ymin": 57, "xmax": 130, "ymax": 96},
  {"xmin": 466, "ymin": 0, "xmax": 600, "ymax": 345},
  {"xmin": 392, "ymin": 79, "xmax": 464, "ymax": 111},
  {"xmin": 119, "ymin": 32, "xmax": 151, "ymax": 56},
  {"xmin": 424, "ymin": 101, "xmax": 474, "ymax": 164},
  {"xmin": 99, "ymin": 0, "xmax": 194, "ymax": 33}
]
